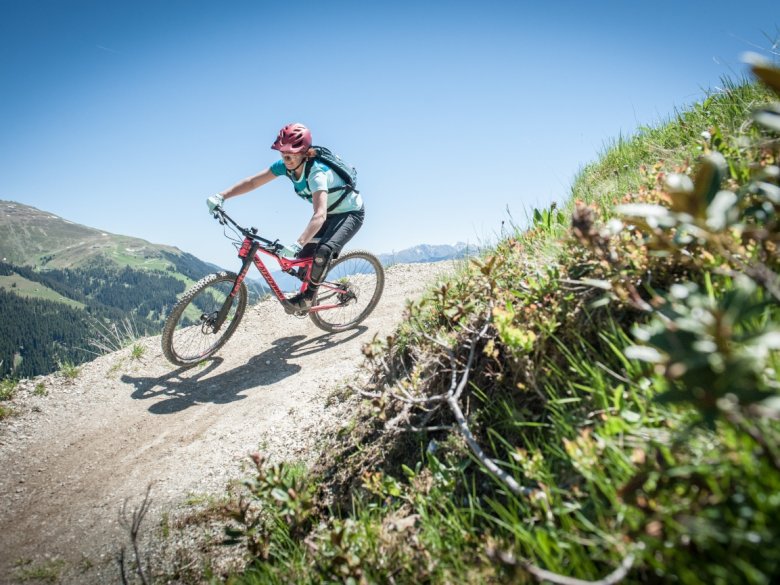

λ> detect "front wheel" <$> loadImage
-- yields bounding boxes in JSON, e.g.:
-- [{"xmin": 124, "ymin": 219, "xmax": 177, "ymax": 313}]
[
  {"xmin": 161, "ymin": 271, "xmax": 247, "ymax": 366},
  {"xmin": 309, "ymin": 250, "xmax": 385, "ymax": 333}
]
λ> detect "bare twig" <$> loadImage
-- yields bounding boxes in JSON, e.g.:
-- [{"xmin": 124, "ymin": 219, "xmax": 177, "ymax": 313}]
[
  {"xmin": 595, "ymin": 362, "xmax": 633, "ymax": 385},
  {"xmin": 446, "ymin": 391, "xmax": 532, "ymax": 496},
  {"xmin": 118, "ymin": 484, "xmax": 153, "ymax": 585},
  {"xmin": 386, "ymin": 307, "xmax": 535, "ymax": 496},
  {"xmin": 407, "ymin": 424, "xmax": 454, "ymax": 433},
  {"xmin": 523, "ymin": 552, "xmax": 636, "ymax": 585},
  {"xmin": 118, "ymin": 549, "xmax": 130, "ymax": 585},
  {"xmin": 385, "ymin": 402, "xmax": 413, "ymax": 430},
  {"xmin": 359, "ymin": 389, "xmax": 383, "ymax": 399},
  {"xmin": 444, "ymin": 315, "xmax": 533, "ymax": 497}
]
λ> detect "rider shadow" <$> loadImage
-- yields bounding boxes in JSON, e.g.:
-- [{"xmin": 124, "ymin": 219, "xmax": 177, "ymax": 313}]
[{"xmin": 122, "ymin": 326, "xmax": 367, "ymax": 415}]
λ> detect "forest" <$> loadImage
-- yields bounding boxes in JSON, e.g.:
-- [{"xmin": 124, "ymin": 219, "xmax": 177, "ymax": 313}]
[{"xmin": 0, "ymin": 260, "xmax": 196, "ymax": 378}]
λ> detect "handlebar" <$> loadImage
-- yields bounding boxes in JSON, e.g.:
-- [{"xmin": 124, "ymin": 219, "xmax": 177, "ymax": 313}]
[{"xmin": 212, "ymin": 206, "xmax": 282, "ymax": 252}]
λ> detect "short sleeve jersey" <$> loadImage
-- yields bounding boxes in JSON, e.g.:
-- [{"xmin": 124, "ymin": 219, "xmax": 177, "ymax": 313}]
[{"xmin": 270, "ymin": 159, "xmax": 363, "ymax": 214}]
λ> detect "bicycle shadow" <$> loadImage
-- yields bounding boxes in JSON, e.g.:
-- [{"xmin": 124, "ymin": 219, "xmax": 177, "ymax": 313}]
[{"xmin": 122, "ymin": 326, "xmax": 367, "ymax": 415}]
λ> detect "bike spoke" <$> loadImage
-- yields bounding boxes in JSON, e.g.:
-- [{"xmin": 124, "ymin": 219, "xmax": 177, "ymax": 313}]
[
  {"xmin": 310, "ymin": 251, "xmax": 384, "ymax": 332},
  {"xmin": 162, "ymin": 273, "xmax": 247, "ymax": 365}
]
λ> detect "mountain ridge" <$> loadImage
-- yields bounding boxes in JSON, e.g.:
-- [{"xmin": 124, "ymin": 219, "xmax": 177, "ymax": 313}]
[
  {"xmin": 0, "ymin": 200, "xmax": 217, "ymax": 272},
  {"xmin": 376, "ymin": 241, "xmax": 475, "ymax": 265}
]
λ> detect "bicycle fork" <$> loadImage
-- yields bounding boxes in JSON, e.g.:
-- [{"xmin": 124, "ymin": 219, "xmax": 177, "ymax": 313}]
[{"xmin": 211, "ymin": 240, "xmax": 259, "ymax": 332}]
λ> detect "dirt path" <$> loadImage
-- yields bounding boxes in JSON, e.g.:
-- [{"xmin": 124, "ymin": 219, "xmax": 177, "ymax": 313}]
[{"xmin": 0, "ymin": 261, "xmax": 454, "ymax": 584}]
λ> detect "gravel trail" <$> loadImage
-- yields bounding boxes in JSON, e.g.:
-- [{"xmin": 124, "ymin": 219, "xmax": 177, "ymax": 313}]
[{"xmin": 0, "ymin": 261, "xmax": 455, "ymax": 584}]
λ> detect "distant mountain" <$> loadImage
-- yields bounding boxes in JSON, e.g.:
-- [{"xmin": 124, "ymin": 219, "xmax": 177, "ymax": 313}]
[
  {"xmin": 377, "ymin": 242, "xmax": 475, "ymax": 266},
  {"xmin": 0, "ymin": 200, "xmax": 220, "ymax": 274}
]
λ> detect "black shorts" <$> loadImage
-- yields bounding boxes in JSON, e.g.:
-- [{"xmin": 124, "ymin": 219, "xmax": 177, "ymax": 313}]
[{"xmin": 300, "ymin": 207, "xmax": 365, "ymax": 259}]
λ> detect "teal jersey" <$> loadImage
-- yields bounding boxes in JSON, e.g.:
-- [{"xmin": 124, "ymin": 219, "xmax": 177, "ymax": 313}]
[{"xmin": 270, "ymin": 159, "xmax": 363, "ymax": 213}]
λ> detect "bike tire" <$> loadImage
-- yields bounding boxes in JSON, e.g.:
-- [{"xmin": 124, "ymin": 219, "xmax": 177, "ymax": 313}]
[
  {"xmin": 309, "ymin": 250, "xmax": 385, "ymax": 333},
  {"xmin": 161, "ymin": 271, "xmax": 248, "ymax": 366}
]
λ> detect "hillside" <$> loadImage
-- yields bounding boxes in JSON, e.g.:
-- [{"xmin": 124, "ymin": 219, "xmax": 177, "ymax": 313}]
[
  {"xmin": 0, "ymin": 261, "xmax": 456, "ymax": 584},
  {"xmin": 2, "ymin": 67, "xmax": 779, "ymax": 584},
  {"xmin": 132, "ymin": 72, "xmax": 780, "ymax": 583},
  {"xmin": 0, "ymin": 200, "xmax": 212, "ymax": 272},
  {"xmin": 0, "ymin": 202, "xmax": 225, "ymax": 378}
]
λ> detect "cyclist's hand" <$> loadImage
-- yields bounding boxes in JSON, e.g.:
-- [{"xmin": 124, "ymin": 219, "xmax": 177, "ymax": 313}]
[
  {"xmin": 279, "ymin": 242, "xmax": 302, "ymax": 259},
  {"xmin": 206, "ymin": 194, "xmax": 224, "ymax": 213}
]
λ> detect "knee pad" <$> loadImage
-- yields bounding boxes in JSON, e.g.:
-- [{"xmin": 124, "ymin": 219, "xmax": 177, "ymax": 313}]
[
  {"xmin": 314, "ymin": 244, "xmax": 332, "ymax": 265},
  {"xmin": 310, "ymin": 244, "xmax": 333, "ymax": 285}
]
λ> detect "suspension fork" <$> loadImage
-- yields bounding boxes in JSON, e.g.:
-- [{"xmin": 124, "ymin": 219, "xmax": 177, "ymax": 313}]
[{"xmin": 212, "ymin": 240, "xmax": 258, "ymax": 331}]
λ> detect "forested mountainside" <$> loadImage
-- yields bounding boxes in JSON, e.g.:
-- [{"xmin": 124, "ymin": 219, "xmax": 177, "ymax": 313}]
[
  {"xmin": 0, "ymin": 199, "xmax": 457, "ymax": 379},
  {"xmin": 0, "ymin": 202, "xmax": 225, "ymax": 378},
  {"xmin": 0, "ymin": 261, "xmax": 189, "ymax": 378}
]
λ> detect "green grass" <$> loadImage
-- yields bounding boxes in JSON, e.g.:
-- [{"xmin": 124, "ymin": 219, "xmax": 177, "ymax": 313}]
[
  {"xmin": 107, "ymin": 242, "xmax": 175, "ymax": 271},
  {"xmin": 167, "ymin": 78, "xmax": 780, "ymax": 584},
  {"xmin": 0, "ymin": 274, "xmax": 86, "ymax": 309},
  {"xmin": 0, "ymin": 377, "xmax": 17, "ymax": 400},
  {"xmin": 569, "ymin": 78, "xmax": 775, "ymax": 217},
  {"xmin": 12, "ymin": 558, "xmax": 66, "ymax": 583},
  {"xmin": 130, "ymin": 343, "xmax": 146, "ymax": 360},
  {"xmin": 58, "ymin": 361, "xmax": 80, "ymax": 380}
]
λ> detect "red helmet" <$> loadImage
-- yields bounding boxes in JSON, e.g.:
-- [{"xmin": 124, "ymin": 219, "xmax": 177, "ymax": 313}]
[{"xmin": 271, "ymin": 123, "xmax": 312, "ymax": 153}]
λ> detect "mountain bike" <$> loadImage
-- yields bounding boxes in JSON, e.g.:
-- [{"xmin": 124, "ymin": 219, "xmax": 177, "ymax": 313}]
[{"xmin": 161, "ymin": 206, "xmax": 384, "ymax": 366}]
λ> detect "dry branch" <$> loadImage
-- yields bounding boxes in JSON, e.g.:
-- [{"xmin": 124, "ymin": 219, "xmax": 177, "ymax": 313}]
[
  {"xmin": 388, "ymin": 310, "xmax": 535, "ymax": 498},
  {"xmin": 524, "ymin": 552, "xmax": 636, "ymax": 585},
  {"xmin": 118, "ymin": 484, "xmax": 153, "ymax": 585}
]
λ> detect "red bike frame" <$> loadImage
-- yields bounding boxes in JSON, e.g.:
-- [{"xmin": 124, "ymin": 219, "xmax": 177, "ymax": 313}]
[{"xmin": 232, "ymin": 236, "xmax": 345, "ymax": 314}]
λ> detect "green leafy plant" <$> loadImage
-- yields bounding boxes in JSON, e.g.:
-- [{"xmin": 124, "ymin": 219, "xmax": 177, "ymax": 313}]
[
  {"xmin": 58, "ymin": 360, "xmax": 80, "ymax": 380},
  {"xmin": 0, "ymin": 377, "xmax": 17, "ymax": 401},
  {"xmin": 223, "ymin": 454, "xmax": 315, "ymax": 560},
  {"xmin": 532, "ymin": 202, "xmax": 567, "ymax": 233},
  {"xmin": 13, "ymin": 558, "xmax": 66, "ymax": 583},
  {"xmin": 220, "ymin": 64, "xmax": 780, "ymax": 585},
  {"xmin": 130, "ymin": 343, "xmax": 146, "ymax": 360},
  {"xmin": 625, "ymin": 277, "xmax": 779, "ymax": 420}
]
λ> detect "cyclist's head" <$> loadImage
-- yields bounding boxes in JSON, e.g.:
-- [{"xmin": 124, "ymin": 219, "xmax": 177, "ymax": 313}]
[{"xmin": 271, "ymin": 123, "xmax": 312, "ymax": 154}]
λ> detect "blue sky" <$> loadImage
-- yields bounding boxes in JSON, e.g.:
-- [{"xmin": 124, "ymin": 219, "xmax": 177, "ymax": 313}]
[{"xmin": 1, "ymin": 1, "xmax": 777, "ymax": 269}]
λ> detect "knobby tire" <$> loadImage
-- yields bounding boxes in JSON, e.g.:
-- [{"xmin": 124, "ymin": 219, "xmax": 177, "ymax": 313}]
[{"xmin": 161, "ymin": 271, "xmax": 247, "ymax": 366}]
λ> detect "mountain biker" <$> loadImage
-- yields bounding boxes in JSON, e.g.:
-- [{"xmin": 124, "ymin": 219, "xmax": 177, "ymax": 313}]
[{"xmin": 206, "ymin": 123, "xmax": 364, "ymax": 312}]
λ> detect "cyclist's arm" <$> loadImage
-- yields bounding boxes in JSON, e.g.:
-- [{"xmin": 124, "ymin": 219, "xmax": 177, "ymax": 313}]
[
  {"xmin": 219, "ymin": 168, "xmax": 278, "ymax": 200},
  {"xmin": 296, "ymin": 190, "xmax": 328, "ymax": 246}
]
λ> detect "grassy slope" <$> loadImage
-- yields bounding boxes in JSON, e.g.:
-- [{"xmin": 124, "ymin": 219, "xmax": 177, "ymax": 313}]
[
  {"xmin": 155, "ymin": 79, "xmax": 779, "ymax": 584},
  {"xmin": 0, "ymin": 274, "xmax": 85, "ymax": 309},
  {"xmin": 0, "ymin": 200, "xmax": 194, "ymax": 271}
]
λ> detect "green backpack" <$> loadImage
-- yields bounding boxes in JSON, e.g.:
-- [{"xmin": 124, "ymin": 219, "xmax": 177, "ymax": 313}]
[{"xmin": 287, "ymin": 146, "xmax": 359, "ymax": 212}]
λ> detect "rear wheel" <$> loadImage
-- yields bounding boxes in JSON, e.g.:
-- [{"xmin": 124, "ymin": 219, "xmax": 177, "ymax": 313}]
[
  {"xmin": 309, "ymin": 250, "xmax": 384, "ymax": 333},
  {"xmin": 161, "ymin": 271, "xmax": 247, "ymax": 366}
]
